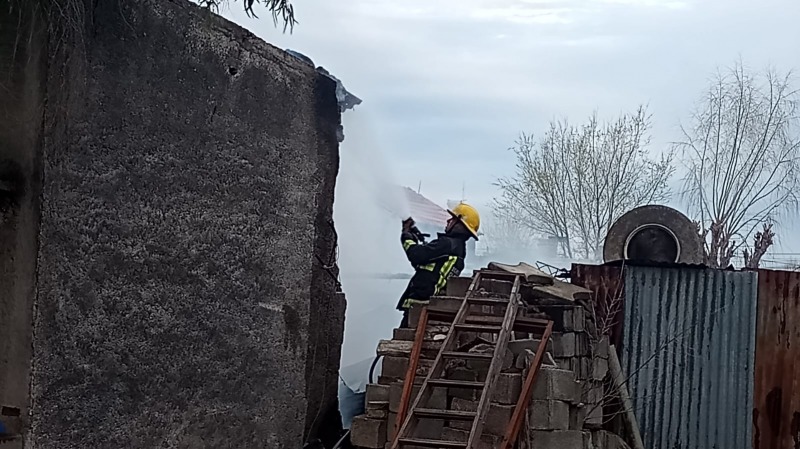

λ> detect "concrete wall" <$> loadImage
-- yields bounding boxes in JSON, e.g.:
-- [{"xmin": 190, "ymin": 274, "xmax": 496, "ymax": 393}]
[
  {"xmin": 0, "ymin": 1, "xmax": 46, "ymax": 440},
  {"xmin": 0, "ymin": 0, "xmax": 346, "ymax": 447}
]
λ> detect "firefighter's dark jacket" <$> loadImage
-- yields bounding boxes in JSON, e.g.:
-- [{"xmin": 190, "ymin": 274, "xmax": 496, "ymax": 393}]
[{"xmin": 396, "ymin": 231, "xmax": 468, "ymax": 311}]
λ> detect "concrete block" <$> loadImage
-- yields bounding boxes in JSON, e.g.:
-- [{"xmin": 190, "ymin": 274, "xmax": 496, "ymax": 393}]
[
  {"xmin": 393, "ymin": 328, "xmax": 417, "ymax": 341},
  {"xmin": 441, "ymin": 427, "xmax": 499, "ymax": 449},
  {"xmin": 480, "ymin": 279, "xmax": 513, "ymax": 296},
  {"xmin": 386, "ymin": 412, "xmax": 397, "ymax": 442},
  {"xmin": 577, "ymin": 333, "xmax": 591, "ymax": 356},
  {"xmin": 593, "ymin": 336, "xmax": 610, "ymax": 359},
  {"xmin": 553, "ymin": 333, "xmax": 590, "ymax": 358},
  {"xmin": 378, "ymin": 375, "xmax": 396, "ymax": 386},
  {"xmin": 468, "ymin": 348, "xmax": 515, "ymax": 378},
  {"xmin": 539, "ymin": 305, "xmax": 586, "ymax": 332},
  {"xmin": 508, "ymin": 339, "xmax": 537, "ymax": 355},
  {"xmin": 553, "ymin": 332, "xmax": 577, "ymax": 357},
  {"xmin": 413, "ymin": 359, "xmax": 435, "ymax": 377},
  {"xmin": 429, "ymin": 296, "xmax": 464, "ymax": 312},
  {"xmin": 585, "ymin": 402, "xmax": 603, "ymax": 429},
  {"xmin": 592, "ymin": 356, "xmax": 609, "ymax": 380},
  {"xmin": 533, "ymin": 367, "xmax": 581, "ymax": 403},
  {"xmin": 381, "ymin": 356, "xmax": 409, "ymax": 380},
  {"xmin": 448, "ymin": 367, "xmax": 479, "ymax": 400},
  {"xmin": 446, "ymin": 276, "xmax": 472, "ymax": 297},
  {"xmin": 350, "ymin": 416, "xmax": 388, "ymax": 448},
  {"xmin": 393, "ymin": 325, "xmax": 451, "ymax": 343},
  {"xmin": 500, "ymin": 348, "xmax": 515, "ymax": 373},
  {"xmin": 493, "ymin": 372, "xmax": 522, "ymax": 405},
  {"xmin": 515, "ymin": 349, "xmax": 536, "ymax": 370},
  {"xmin": 569, "ymin": 404, "xmax": 588, "ymax": 430},
  {"xmin": 449, "ymin": 398, "xmax": 513, "ymax": 436},
  {"xmin": 366, "ymin": 400, "xmax": 388, "ymax": 410},
  {"xmin": 510, "ymin": 338, "xmax": 554, "ymax": 355},
  {"xmin": 530, "ymin": 430, "xmax": 590, "ymax": 449},
  {"xmin": 566, "ymin": 357, "xmax": 592, "ymax": 380},
  {"xmin": 555, "ymin": 357, "xmax": 571, "ymax": 370},
  {"xmin": 441, "ymin": 426, "xmax": 469, "ymax": 443},
  {"xmin": 366, "ymin": 384, "xmax": 390, "ymax": 403},
  {"xmin": 564, "ymin": 307, "xmax": 585, "ymax": 332},
  {"xmin": 409, "ymin": 305, "xmax": 425, "ymax": 328},
  {"xmin": 582, "ymin": 381, "xmax": 604, "ymax": 404},
  {"xmin": 558, "ymin": 357, "xmax": 591, "ymax": 380},
  {"xmin": 366, "ymin": 404, "xmax": 389, "ymax": 419},
  {"xmin": 449, "ymin": 397, "xmax": 477, "ymax": 431},
  {"xmin": 529, "ymin": 400, "xmax": 570, "ymax": 430},
  {"xmin": 387, "ymin": 413, "xmax": 443, "ymax": 446},
  {"xmin": 579, "ymin": 357, "xmax": 593, "ymax": 380},
  {"xmin": 389, "ymin": 382, "xmax": 446, "ymax": 413},
  {"xmin": 417, "ymin": 418, "xmax": 445, "ymax": 440},
  {"xmin": 484, "ymin": 404, "xmax": 515, "ymax": 436}
]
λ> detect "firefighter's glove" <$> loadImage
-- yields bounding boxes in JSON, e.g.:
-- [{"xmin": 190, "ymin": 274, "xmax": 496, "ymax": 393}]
[
  {"xmin": 401, "ymin": 217, "xmax": 419, "ymax": 244},
  {"xmin": 401, "ymin": 230, "xmax": 419, "ymax": 244}
]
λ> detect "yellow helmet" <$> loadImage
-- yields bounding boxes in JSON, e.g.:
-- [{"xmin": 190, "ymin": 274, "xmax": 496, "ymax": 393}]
[{"xmin": 448, "ymin": 202, "xmax": 480, "ymax": 240}]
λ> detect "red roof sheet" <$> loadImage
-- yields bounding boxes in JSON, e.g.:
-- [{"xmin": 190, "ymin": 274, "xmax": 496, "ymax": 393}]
[{"xmin": 401, "ymin": 187, "xmax": 450, "ymax": 227}]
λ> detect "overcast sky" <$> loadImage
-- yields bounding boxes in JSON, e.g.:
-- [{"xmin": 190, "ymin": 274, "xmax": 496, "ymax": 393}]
[{"xmin": 222, "ymin": 0, "xmax": 800, "ymax": 250}]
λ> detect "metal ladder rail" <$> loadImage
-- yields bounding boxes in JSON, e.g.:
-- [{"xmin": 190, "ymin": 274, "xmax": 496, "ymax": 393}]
[{"xmin": 500, "ymin": 320, "xmax": 554, "ymax": 449}]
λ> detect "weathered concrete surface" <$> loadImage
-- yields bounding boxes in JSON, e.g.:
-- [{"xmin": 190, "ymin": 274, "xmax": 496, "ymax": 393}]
[
  {"xmin": 21, "ymin": 0, "xmax": 346, "ymax": 447},
  {"xmin": 0, "ymin": 0, "xmax": 46, "ymax": 438}
]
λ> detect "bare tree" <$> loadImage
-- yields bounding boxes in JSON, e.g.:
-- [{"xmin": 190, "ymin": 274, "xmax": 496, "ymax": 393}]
[
  {"xmin": 678, "ymin": 62, "xmax": 800, "ymax": 268},
  {"xmin": 495, "ymin": 106, "xmax": 674, "ymax": 261}
]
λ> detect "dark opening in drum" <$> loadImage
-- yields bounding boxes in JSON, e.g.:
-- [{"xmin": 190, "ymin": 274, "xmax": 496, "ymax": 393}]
[{"xmin": 625, "ymin": 225, "xmax": 679, "ymax": 263}]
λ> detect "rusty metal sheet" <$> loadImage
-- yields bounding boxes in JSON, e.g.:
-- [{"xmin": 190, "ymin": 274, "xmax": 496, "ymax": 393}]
[
  {"xmin": 570, "ymin": 264, "xmax": 625, "ymax": 350},
  {"xmin": 754, "ymin": 269, "xmax": 800, "ymax": 449},
  {"xmin": 622, "ymin": 265, "xmax": 757, "ymax": 449}
]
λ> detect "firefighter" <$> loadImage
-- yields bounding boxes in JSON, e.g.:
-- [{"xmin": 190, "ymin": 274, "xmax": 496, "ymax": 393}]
[{"xmin": 396, "ymin": 202, "xmax": 480, "ymax": 328}]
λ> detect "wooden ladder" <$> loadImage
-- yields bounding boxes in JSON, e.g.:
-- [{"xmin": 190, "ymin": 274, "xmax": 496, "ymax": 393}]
[{"xmin": 390, "ymin": 270, "xmax": 554, "ymax": 449}]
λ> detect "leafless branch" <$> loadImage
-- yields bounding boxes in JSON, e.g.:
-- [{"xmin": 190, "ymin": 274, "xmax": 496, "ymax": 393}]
[
  {"xmin": 744, "ymin": 223, "xmax": 775, "ymax": 268},
  {"xmin": 197, "ymin": 0, "xmax": 297, "ymax": 31}
]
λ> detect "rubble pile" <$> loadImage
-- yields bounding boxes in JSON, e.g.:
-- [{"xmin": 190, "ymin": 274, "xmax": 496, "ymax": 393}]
[{"xmin": 350, "ymin": 263, "xmax": 632, "ymax": 449}]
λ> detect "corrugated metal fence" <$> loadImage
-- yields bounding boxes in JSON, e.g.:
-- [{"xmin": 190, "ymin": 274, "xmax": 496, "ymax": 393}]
[
  {"xmin": 753, "ymin": 269, "xmax": 800, "ymax": 449},
  {"xmin": 622, "ymin": 265, "xmax": 758, "ymax": 449}
]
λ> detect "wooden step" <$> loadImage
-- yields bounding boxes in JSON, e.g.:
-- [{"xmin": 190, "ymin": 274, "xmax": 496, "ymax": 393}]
[
  {"xmin": 441, "ymin": 351, "xmax": 493, "ymax": 360},
  {"xmin": 454, "ymin": 323, "xmax": 501, "ymax": 333},
  {"xmin": 467, "ymin": 297, "xmax": 512, "ymax": 306},
  {"xmin": 476, "ymin": 270, "xmax": 521, "ymax": 281},
  {"xmin": 428, "ymin": 379, "xmax": 485, "ymax": 388},
  {"xmin": 398, "ymin": 438, "xmax": 468, "ymax": 448},
  {"xmin": 414, "ymin": 408, "xmax": 477, "ymax": 421},
  {"xmin": 426, "ymin": 307, "xmax": 549, "ymax": 333}
]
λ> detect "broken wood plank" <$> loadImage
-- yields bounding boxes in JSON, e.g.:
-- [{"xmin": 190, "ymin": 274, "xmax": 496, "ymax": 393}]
[
  {"xmin": 487, "ymin": 262, "xmax": 554, "ymax": 285},
  {"xmin": 608, "ymin": 345, "xmax": 645, "ymax": 449},
  {"xmin": 530, "ymin": 278, "xmax": 592, "ymax": 302},
  {"xmin": 377, "ymin": 339, "xmax": 442, "ymax": 357}
]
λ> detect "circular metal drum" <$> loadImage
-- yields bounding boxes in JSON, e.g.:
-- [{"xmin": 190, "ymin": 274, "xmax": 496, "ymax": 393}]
[{"xmin": 603, "ymin": 205, "xmax": 703, "ymax": 264}]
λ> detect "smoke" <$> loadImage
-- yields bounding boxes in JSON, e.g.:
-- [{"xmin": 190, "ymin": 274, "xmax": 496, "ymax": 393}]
[{"xmin": 334, "ymin": 111, "xmax": 413, "ymax": 367}]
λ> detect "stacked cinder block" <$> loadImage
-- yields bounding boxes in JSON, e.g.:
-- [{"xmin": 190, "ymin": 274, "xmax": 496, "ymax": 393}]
[
  {"xmin": 535, "ymin": 302, "xmax": 614, "ymax": 430},
  {"xmin": 350, "ymin": 272, "xmax": 630, "ymax": 449}
]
